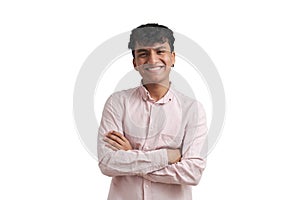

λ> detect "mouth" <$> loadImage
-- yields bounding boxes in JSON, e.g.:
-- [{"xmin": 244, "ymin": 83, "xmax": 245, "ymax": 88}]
[{"xmin": 144, "ymin": 66, "xmax": 165, "ymax": 72}]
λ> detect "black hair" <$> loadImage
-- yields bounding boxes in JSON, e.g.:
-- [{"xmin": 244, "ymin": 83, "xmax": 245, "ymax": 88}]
[{"xmin": 128, "ymin": 23, "xmax": 175, "ymax": 57}]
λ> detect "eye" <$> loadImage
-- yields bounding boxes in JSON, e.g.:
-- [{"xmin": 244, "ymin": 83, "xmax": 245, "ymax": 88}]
[
  {"xmin": 157, "ymin": 50, "xmax": 166, "ymax": 55},
  {"xmin": 137, "ymin": 52, "xmax": 147, "ymax": 58}
]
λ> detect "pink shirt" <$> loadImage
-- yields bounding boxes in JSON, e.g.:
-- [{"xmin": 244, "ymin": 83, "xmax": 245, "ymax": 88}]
[{"xmin": 97, "ymin": 84, "xmax": 207, "ymax": 200}]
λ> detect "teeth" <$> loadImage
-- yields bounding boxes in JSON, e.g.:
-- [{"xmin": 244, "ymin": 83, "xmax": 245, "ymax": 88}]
[{"xmin": 147, "ymin": 66, "xmax": 163, "ymax": 71}]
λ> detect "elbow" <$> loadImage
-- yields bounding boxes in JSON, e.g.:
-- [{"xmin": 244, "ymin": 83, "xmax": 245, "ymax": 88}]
[
  {"xmin": 100, "ymin": 168, "xmax": 114, "ymax": 177},
  {"xmin": 189, "ymin": 174, "xmax": 201, "ymax": 186},
  {"xmin": 98, "ymin": 162, "xmax": 115, "ymax": 177},
  {"xmin": 186, "ymin": 168, "xmax": 204, "ymax": 186},
  {"xmin": 187, "ymin": 159, "xmax": 206, "ymax": 186}
]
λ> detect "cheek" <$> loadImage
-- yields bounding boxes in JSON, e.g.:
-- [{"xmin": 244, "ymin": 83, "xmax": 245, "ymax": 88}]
[
  {"xmin": 164, "ymin": 55, "xmax": 174, "ymax": 64},
  {"xmin": 135, "ymin": 60, "xmax": 146, "ymax": 67},
  {"xmin": 136, "ymin": 66, "xmax": 145, "ymax": 75}
]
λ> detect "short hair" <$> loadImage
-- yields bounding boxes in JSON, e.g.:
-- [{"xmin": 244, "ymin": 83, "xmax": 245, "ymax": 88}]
[{"xmin": 128, "ymin": 23, "xmax": 175, "ymax": 57}]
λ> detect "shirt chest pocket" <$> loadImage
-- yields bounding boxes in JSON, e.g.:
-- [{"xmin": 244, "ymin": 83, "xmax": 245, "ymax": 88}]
[{"xmin": 157, "ymin": 132, "xmax": 183, "ymax": 149}]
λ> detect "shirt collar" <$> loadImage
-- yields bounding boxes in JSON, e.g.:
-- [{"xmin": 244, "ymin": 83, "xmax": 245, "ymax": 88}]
[{"xmin": 138, "ymin": 81, "xmax": 174, "ymax": 104}]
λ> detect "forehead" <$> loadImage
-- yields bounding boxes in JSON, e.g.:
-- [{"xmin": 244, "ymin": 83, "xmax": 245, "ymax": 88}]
[{"xmin": 134, "ymin": 42, "xmax": 171, "ymax": 51}]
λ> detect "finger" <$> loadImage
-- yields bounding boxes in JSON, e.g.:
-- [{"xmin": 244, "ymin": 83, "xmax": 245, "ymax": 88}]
[
  {"xmin": 103, "ymin": 137, "xmax": 123, "ymax": 150},
  {"xmin": 105, "ymin": 143, "xmax": 118, "ymax": 151},
  {"xmin": 104, "ymin": 130, "xmax": 114, "ymax": 136},
  {"xmin": 111, "ymin": 132, "xmax": 132, "ymax": 149},
  {"xmin": 111, "ymin": 131, "xmax": 128, "ymax": 143},
  {"xmin": 106, "ymin": 133, "xmax": 125, "ymax": 145}
]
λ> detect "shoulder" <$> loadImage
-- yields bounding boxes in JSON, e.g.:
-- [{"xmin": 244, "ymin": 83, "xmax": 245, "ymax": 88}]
[
  {"xmin": 172, "ymin": 89, "xmax": 207, "ymax": 126},
  {"xmin": 106, "ymin": 86, "xmax": 140, "ymax": 103},
  {"xmin": 172, "ymin": 88, "xmax": 204, "ymax": 110},
  {"xmin": 171, "ymin": 88, "xmax": 206, "ymax": 123},
  {"xmin": 111, "ymin": 86, "xmax": 139, "ymax": 97},
  {"xmin": 103, "ymin": 87, "xmax": 140, "ymax": 113}
]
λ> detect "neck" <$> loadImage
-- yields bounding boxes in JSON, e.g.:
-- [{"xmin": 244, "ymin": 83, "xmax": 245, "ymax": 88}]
[{"xmin": 143, "ymin": 81, "xmax": 170, "ymax": 102}]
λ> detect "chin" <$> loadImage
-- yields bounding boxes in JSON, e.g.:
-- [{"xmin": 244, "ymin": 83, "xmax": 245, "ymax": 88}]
[{"xmin": 144, "ymin": 79, "xmax": 167, "ymax": 86}]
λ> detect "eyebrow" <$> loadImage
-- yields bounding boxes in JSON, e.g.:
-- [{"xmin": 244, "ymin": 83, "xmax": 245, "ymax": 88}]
[
  {"xmin": 135, "ymin": 46, "xmax": 167, "ymax": 53},
  {"xmin": 136, "ymin": 49, "xmax": 147, "ymax": 53},
  {"xmin": 154, "ymin": 46, "xmax": 167, "ymax": 50}
]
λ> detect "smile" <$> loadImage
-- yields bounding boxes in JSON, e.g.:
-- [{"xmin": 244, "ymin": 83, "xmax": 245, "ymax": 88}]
[{"xmin": 145, "ymin": 66, "xmax": 165, "ymax": 71}]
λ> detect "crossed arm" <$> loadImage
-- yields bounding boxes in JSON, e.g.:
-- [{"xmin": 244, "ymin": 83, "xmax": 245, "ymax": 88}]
[
  {"xmin": 97, "ymin": 95, "xmax": 207, "ymax": 185},
  {"xmin": 104, "ymin": 131, "xmax": 181, "ymax": 164},
  {"xmin": 102, "ymin": 126, "xmax": 206, "ymax": 186}
]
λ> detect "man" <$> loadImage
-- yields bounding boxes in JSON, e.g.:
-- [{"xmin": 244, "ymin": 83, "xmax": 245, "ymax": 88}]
[{"xmin": 97, "ymin": 23, "xmax": 207, "ymax": 200}]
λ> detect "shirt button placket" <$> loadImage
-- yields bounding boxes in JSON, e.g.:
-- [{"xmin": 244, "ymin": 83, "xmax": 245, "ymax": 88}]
[
  {"xmin": 149, "ymin": 104, "xmax": 154, "ymax": 134},
  {"xmin": 143, "ymin": 179, "xmax": 152, "ymax": 200},
  {"xmin": 144, "ymin": 104, "xmax": 153, "ymax": 200}
]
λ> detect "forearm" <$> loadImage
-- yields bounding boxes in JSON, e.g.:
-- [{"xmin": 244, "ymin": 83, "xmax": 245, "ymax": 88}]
[
  {"xmin": 98, "ymin": 128, "xmax": 168, "ymax": 176},
  {"xmin": 98, "ymin": 147, "xmax": 168, "ymax": 177},
  {"xmin": 99, "ymin": 137, "xmax": 181, "ymax": 177},
  {"xmin": 142, "ymin": 158, "xmax": 206, "ymax": 185}
]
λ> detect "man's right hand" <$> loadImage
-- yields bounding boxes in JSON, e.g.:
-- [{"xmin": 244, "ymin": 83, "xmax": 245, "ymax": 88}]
[{"xmin": 167, "ymin": 149, "xmax": 181, "ymax": 164}]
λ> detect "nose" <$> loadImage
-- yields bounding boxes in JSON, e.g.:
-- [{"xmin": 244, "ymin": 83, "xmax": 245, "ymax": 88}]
[{"xmin": 147, "ymin": 51, "xmax": 158, "ymax": 64}]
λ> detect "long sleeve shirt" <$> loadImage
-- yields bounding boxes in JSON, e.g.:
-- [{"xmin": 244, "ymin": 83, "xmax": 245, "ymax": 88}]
[{"xmin": 97, "ymin": 84, "xmax": 208, "ymax": 200}]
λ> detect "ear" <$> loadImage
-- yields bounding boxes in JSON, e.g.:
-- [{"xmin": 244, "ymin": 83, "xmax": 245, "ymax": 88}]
[{"xmin": 171, "ymin": 51, "xmax": 176, "ymax": 66}]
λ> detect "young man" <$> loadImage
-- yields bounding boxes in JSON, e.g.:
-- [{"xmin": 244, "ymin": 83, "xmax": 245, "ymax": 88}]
[{"xmin": 97, "ymin": 23, "xmax": 207, "ymax": 200}]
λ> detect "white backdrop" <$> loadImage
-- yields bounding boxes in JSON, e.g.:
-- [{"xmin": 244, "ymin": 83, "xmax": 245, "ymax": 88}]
[{"xmin": 1, "ymin": 0, "xmax": 299, "ymax": 199}]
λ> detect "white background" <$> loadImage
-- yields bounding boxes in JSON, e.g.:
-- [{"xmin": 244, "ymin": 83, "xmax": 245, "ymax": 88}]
[{"xmin": 1, "ymin": 0, "xmax": 299, "ymax": 199}]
